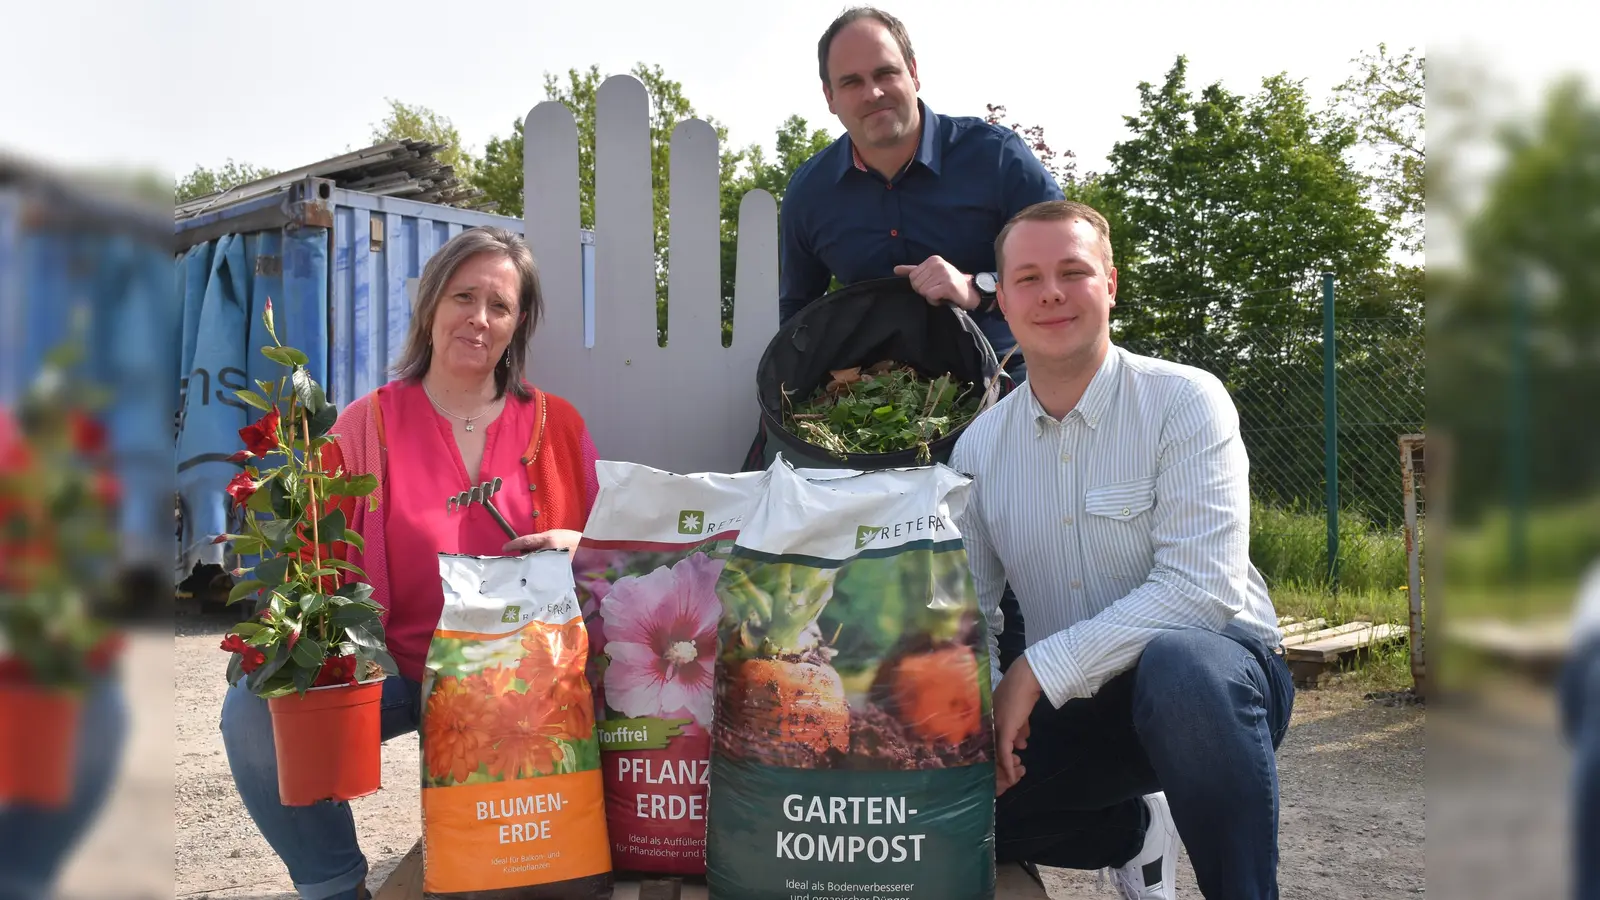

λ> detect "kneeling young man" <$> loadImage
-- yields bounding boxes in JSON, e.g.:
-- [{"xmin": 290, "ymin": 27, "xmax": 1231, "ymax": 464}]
[{"xmin": 950, "ymin": 200, "xmax": 1295, "ymax": 899}]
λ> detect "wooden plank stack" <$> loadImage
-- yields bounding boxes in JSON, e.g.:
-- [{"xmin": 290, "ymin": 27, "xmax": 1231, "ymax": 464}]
[{"xmin": 1276, "ymin": 616, "xmax": 1409, "ymax": 686}]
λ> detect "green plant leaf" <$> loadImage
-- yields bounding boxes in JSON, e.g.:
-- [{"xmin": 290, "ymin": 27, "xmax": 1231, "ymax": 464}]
[
  {"xmin": 341, "ymin": 530, "xmax": 365, "ymax": 552},
  {"xmin": 258, "ymin": 518, "xmax": 298, "ymax": 551},
  {"xmin": 291, "ymin": 634, "xmax": 325, "ymax": 669},
  {"xmin": 234, "ymin": 389, "xmax": 274, "ymax": 412},
  {"xmin": 228, "ymin": 534, "xmax": 267, "ymax": 557},
  {"xmin": 326, "ymin": 474, "xmax": 379, "ymax": 498},
  {"xmin": 246, "ymin": 645, "xmax": 291, "ymax": 693},
  {"xmin": 300, "ymin": 592, "xmax": 327, "ymax": 619},
  {"xmin": 245, "ymin": 628, "xmax": 278, "ymax": 647},
  {"xmin": 308, "ymin": 403, "xmax": 338, "ymax": 440},
  {"xmin": 335, "ymin": 582, "xmax": 375, "ymax": 604},
  {"xmin": 292, "ymin": 660, "xmax": 317, "ymax": 695},
  {"xmin": 370, "ymin": 646, "xmax": 399, "ymax": 675},
  {"xmin": 263, "ymin": 346, "xmax": 309, "ymax": 368},
  {"xmin": 228, "ymin": 579, "xmax": 267, "ymax": 606},
  {"xmin": 292, "ymin": 366, "xmax": 329, "ymax": 415},
  {"xmin": 231, "ymin": 622, "xmax": 266, "ymax": 638},
  {"xmin": 256, "ymin": 379, "xmax": 279, "ymax": 401},
  {"xmin": 246, "ymin": 483, "xmax": 276, "ymax": 514},
  {"xmin": 315, "ymin": 508, "xmax": 346, "ymax": 545},
  {"xmin": 321, "ymin": 557, "xmax": 369, "ymax": 581},
  {"xmin": 255, "ymin": 554, "xmax": 292, "ymax": 586}
]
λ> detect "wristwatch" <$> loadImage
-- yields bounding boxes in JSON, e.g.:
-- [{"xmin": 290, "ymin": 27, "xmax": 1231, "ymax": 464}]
[{"xmin": 973, "ymin": 271, "xmax": 999, "ymax": 313}]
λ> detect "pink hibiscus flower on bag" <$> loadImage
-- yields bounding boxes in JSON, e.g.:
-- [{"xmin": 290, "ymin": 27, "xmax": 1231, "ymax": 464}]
[{"xmin": 599, "ymin": 553, "xmax": 723, "ymax": 727}]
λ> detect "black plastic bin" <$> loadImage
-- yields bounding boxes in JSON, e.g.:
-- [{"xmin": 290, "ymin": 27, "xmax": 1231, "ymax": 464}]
[{"xmin": 744, "ymin": 276, "xmax": 1006, "ymax": 472}]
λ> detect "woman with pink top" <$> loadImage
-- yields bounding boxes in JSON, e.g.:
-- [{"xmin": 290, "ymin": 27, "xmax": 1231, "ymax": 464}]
[{"xmin": 219, "ymin": 226, "xmax": 600, "ymax": 900}]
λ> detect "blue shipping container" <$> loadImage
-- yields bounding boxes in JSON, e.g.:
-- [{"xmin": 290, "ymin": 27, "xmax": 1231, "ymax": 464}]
[
  {"xmin": 0, "ymin": 176, "xmax": 175, "ymax": 585},
  {"xmin": 172, "ymin": 178, "xmax": 594, "ymax": 581}
]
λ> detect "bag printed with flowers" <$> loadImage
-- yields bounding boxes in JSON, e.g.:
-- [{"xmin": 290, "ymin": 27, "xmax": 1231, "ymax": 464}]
[
  {"xmin": 569, "ymin": 461, "xmax": 771, "ymax": 875},
  {"xmin": 423, "ymin": 550, "xmax": 612, "ymax": 899}
]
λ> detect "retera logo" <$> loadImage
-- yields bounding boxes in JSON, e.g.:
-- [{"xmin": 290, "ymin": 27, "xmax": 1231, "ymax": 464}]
[
  {"xmin": 856, "ymin": 525, "xmax": 884, "ymax": 549},
  {"xmin": 501, "ymin": 605, "xmax": 522, "ymax": 624},
  {"xmin": 677, "ymin": 510, "xmax": 705, "ymax": 535}
]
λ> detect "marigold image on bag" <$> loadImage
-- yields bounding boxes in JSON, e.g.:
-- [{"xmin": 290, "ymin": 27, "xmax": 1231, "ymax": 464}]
[
  {"xmin": 425, "ymin": 550, "xmax": 612, "ymax": 900},
  {"xmin": 571, "ymin": 461, "xmax": 771, "ymax": 875},
  {"xmin": 707, "ymin": 459, "xmax": 997, "ymax": 900}
]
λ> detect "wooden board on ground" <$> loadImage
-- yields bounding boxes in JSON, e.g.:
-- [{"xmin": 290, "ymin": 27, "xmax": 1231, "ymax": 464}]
[
  {"xmin": 1280, "ymin": 621, "xmax": 1372, "ymax": 649},
  {"xmin": 1284, "ymin": 622, "xmax": 1408, "ymax": 687},
  {"xmin": 1278, "ymin": 618, "xmax": 1328, "ymax": 638},
  {"xmin": 374, "ymin": 848, "xmax": 1048, "ymax": 899},
  {"xmin": 371, "ymin": 839, "xmax": 423, "ymax": 900}
]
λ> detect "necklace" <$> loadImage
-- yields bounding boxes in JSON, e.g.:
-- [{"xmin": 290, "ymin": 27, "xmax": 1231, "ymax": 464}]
[{"xmin": 422, "ymin": 382, "xmax": 500, "ymax": 432}]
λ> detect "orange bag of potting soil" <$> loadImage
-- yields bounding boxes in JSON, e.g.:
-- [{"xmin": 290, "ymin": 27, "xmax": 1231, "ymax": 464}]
[{"xmin": 424, "ymin": 550, "xmax": 612, "ymax": 899}]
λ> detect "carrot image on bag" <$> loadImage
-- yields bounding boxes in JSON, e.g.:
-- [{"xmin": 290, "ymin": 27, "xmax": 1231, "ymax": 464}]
[
  {"xmin": 424, "ymin": 550, "xmax": 612, "ymax": 900},
  {"xmin": 707, "ymin": 459, "xmax": 996, "ymax": 900}
]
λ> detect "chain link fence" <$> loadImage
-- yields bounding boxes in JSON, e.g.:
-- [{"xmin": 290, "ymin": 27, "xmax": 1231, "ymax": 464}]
[{"xmin": 1112, "ymin": 278, "xmax": 1424, "ymax": 590}]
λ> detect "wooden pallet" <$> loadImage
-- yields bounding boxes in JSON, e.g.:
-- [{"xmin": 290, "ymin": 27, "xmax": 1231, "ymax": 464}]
[
  {"xmin": 1278, "ymin": 619, "xmax": 1408, "ymax": 686},
  {"xmin": 372, "ymin": 838, "xmax": 1048, "ymax": 899}
]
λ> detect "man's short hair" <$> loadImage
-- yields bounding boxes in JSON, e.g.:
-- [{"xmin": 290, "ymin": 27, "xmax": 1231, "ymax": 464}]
[
  {"xmin": 994, "ymin": 200, "xmax": 1115, "ymax": 277},
  {"xmin": 817, "ymin": 7, "xmax": 916, "ymax": 89}
]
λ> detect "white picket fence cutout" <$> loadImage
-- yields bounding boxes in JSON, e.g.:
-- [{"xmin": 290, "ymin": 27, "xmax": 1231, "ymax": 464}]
[{"xmin": 523, "ymin": 74, "xmax": 779, "ymax": 476}]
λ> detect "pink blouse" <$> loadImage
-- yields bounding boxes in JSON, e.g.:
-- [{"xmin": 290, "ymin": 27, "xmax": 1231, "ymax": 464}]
[{"xmin": 377, "ymin": 380, "xmax": 598, "ymax": 682}]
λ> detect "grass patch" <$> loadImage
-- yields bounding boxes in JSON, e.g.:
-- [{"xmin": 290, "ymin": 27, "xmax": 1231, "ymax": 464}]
[
  {"xmin": 1271, "ymin": 582, "xmax": 1417, "ymax": 694},
  {"xmin": 1251, "ymin": 500, "xmax": 1408, "ymax": 593}
]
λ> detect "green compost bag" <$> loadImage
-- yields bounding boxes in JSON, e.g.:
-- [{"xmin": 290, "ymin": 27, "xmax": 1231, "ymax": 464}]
[{"xmin": 706, "ymin": 458, "xmax": 997, "ymax": 900}]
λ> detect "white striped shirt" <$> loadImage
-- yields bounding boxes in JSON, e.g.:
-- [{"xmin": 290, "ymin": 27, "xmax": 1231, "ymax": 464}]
[
  {"xmin": 950, "ymin": 344, "xmax": 1282, "ymax": 707},
  {"xmin": 1573, "ymin": 562, "xmax": 1600, "ymax": 645}
]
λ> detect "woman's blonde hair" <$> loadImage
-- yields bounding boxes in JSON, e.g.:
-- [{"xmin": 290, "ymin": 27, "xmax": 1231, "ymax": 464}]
[{"xmin": 391, "ymin": 226, "xmax": 543, "ymax": 400}]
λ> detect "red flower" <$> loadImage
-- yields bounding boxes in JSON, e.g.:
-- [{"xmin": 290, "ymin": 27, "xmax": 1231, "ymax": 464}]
[
  {"xmin": 313, "ymin": 655, "xmax": 359, "ymax": 687},
  {"xmin": 221, "ymin": 634, "xmax": 267, "ymax": 673},
  {"xmin": 225, "ymin": 471, "xmax": 259, "ymax": 507},
  {"xmin": 240, "ymin": 647, "xmax": 266, "ymax": 673},
  {"xmin": 228, "ymin": 450, "xmax": 254, "ymax": 464},
  {"xmin": 68, "ymin": 411, "xmax": 107, "ymax": 456},
  {"xmin": 238, "ymin": 408, "xmax": 280, "ymax": 457}
]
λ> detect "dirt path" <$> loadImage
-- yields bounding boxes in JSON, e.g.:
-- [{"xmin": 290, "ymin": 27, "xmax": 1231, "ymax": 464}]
[{"xmin": 171, "ymin": 614, "xmax": 1428, "ymax": 899}]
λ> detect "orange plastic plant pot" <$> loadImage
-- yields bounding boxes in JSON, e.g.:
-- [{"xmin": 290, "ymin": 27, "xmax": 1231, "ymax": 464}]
[
  {"xmin": 267, "ymin": 678, "xmax": 384, "ymax": 806},
  {"xmin": 0, "ymin": 684, "xmax": 83, "ymax": 808}
]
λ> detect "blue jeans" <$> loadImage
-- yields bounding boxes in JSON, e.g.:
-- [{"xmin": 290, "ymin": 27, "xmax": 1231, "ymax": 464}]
[
  {"xmin": 0, "ymin": 675, "xmax": 128, "ymax": 900},
  {"xmin": 1561, "ymin": 636, "xmax": 1600, "ymax": 900},
  {"xmin": 221, "ymin": 676, "xmax": 422, "ymax": 900},
  {"xmin": 995, "ymin": 627, "xmax": 1295, "ymax": 900}
]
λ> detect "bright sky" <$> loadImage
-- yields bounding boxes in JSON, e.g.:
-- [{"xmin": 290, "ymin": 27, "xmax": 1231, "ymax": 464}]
[{"xmin": 0, "ymin": 0, "xmax": 1589, "ymax": 185}]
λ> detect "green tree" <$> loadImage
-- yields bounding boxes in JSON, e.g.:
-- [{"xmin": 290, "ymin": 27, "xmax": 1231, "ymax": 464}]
[
  {"xmin": 371, "ymin": 98, "xmax": 474, "ymax": 181},
  {"xmin": 476, "ymin": 66, "xmax": 835, "ymax": 344},
  {"xmin": 1332, "ymin": 44, "xmax": 1425, "ymax": 256},
  {"xmin": 1433, "ymin": 77, "xmax": 1600, "ymax": 521},
  {"xmin": 175, "ymin": 159, "xmax": 277, "ymax": 204},
  {"xmin": 1093, "ymin": 56, "xmax": 1399, "ymax": 512},
  {"xmin": 720, "ymin": 115, "xmax": 834, "ymax": 340},
  {"xmin": 476, "ymin": 64, "xmax": 735, "ymax": 342}
]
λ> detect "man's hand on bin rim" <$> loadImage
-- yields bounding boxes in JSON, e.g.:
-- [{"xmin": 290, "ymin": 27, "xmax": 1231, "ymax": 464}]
[{"xmin": 893, "ymin": 255, "xmax": 980, "ymax": 311}]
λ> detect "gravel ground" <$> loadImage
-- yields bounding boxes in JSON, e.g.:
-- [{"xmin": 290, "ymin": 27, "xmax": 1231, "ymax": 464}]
[{"xmin": 168, "ymin": 613, "xmax": 1430, "ymax": 900}]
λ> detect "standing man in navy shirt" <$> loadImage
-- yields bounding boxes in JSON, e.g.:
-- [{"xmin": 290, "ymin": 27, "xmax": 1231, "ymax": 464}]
[{"xmin": 780, "ymin": 5, "xmax": 1065, "ymax": 379}]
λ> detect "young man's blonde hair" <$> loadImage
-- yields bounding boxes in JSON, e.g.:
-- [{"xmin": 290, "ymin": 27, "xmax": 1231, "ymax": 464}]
[{"xmin": 994, "ymin": 200, "xmax": 1115, "ymax": 278}]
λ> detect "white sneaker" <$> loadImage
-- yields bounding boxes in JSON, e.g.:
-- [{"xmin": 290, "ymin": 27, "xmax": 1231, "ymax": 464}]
[{"xmin": 1106, "ymin": 792, "xmax": 1179, "ymax": 899}]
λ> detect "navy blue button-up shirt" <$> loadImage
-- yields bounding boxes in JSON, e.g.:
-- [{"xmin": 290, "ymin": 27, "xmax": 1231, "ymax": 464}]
[{"xmin": 778, "ymin": 100, "xmax": 1064, "ymax": 363}]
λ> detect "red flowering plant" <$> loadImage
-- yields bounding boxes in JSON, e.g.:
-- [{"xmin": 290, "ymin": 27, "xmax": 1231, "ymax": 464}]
[
  {"xmin": 216, "ymin": 301, "xmax": 393, "ymax": 698},
  {"xmin": 0, "ymin": 331, "xmax": 124, "ymax": 689}
]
